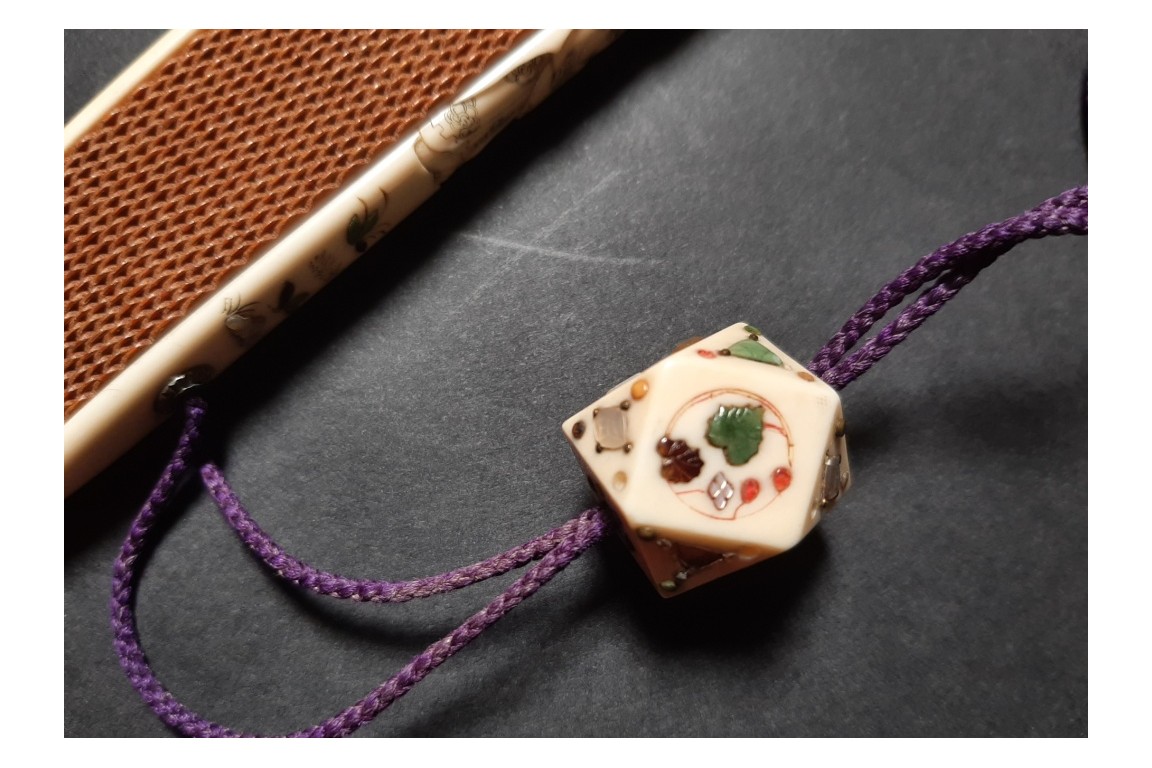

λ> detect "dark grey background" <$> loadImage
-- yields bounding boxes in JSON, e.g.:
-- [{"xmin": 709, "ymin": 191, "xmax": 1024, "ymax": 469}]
[{"xmin": 64, "ymin": 31, "xmax": 1087, "ymax": 737}]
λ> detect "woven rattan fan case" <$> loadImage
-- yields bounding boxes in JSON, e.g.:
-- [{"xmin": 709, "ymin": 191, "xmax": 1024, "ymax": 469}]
[{"xmin": 64, "ymin": 30, "xmax": 616, "ymax": 496}]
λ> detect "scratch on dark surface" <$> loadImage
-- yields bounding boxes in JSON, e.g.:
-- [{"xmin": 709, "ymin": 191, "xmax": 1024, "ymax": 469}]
[
  {"xmin": 535, "ymin": 169, "xmax": 623, "ymax": 240},
  {"xmin": 461, "ymin": 233, "xmax": 655, "ymax": 266}
]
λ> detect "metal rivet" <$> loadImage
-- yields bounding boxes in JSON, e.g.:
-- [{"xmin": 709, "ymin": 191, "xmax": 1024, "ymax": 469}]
[{"xmin": 154, "ymin": 365, "xmax": 215, "ymax": 415}]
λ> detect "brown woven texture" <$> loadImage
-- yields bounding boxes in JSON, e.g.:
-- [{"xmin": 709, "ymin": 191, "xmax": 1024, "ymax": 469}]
[{"xmin": 64, "ymin": 29, "xmax": 531, "ymax": 418}]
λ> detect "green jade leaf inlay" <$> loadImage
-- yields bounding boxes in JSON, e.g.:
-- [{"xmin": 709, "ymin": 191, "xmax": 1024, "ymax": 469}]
[
  {"xmin": 706, "ymin": 405, "xmax": 764, "ymax": 466},
  {"xmin": 728, "ymin": 339, "xmax": 783, "ymax": 366},
  {"xmin": 742, "ymin": 324, "xmax": 762, "ymax": 336}
]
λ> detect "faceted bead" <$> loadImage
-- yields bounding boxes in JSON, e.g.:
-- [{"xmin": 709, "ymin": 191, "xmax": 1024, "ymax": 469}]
[{"xmin": 564, "ymin": 322, "xmax": 850, "ymax": 596}]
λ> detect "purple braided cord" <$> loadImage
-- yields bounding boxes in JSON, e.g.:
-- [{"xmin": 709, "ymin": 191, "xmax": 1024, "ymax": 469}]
[
  {"xmin": 810, "ymin": 186, "xmax": 1087, "ymax": 389},
  {"xmin": 111, "ymin": 397, "xmax": 611, "ymax": 737},
  {"xmin": 112, "ymin": 186, "xmax": 1086, "ymax": 737},
  {"xmin": 201, "ymin": 461, "xmax": 599, "ymax": 602}
]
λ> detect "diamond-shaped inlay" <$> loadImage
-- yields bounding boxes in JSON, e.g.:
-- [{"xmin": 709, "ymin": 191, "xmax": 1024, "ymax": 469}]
[
  {"xmin": 563, "ymin": 322, "xmax": 851, "ymax": 596},
  {"xmin": 707, "ymin": 472, "xmax": 735, "ymax": 512}
]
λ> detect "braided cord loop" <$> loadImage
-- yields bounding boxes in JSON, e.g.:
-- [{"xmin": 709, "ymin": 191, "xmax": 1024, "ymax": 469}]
[
  {"xmin": 810, "ymin": 186, "xmax": 1087, "ymax": 389},
  {"xmin": 112, "ymin": 187, "xmax": 1086, "ymax": 736},
  {"xmin": 110, "ymin": 398, "xmax": 610, "ymax": 737},
  {"xmin": 201, "ymin": 462, "xmax": 599, "ymax": 603}
]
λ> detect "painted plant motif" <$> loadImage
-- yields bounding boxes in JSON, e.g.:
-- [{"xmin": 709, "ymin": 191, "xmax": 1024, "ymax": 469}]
[
  {"xmin": 662, "ymin": 388, "xmax": 794, "ymax": 521},
  {"xmin": 223, "ymin": 299, "xmax": 266, "ymax": 345},
  {"xmin": 275, "ymin": 280, "xmax": 310, "ymax": 314},
  {"xmin": 222, "ymin": 280, "xmax": 311, "ymax": 346},
  {"xmin": 346, "ymin": 191, "xmax": 390, "ymax": 254}
]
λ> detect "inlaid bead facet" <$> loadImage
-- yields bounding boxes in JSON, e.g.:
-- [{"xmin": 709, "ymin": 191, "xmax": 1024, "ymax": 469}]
[{"xmin": 563, "ymin": 322, "xmax": 851, "ymax": 596}]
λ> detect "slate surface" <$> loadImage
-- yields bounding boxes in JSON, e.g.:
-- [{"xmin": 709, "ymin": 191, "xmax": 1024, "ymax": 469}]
[{"xmin": 64, "ymin": 30, "xmax": 1087, "ymax": 737}]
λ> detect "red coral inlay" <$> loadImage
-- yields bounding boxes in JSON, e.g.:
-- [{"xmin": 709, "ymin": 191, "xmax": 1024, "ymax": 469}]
[
  {"xmin": 772, "ymin": 467, "xmax": 792, "ymax": 492},
  {"xmin": 741, "ymin": 478, "xmax": 760, "ymax": 503}
]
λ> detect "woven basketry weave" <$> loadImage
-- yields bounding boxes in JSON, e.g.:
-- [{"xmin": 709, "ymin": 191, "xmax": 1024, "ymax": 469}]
[{"xmin": 64, "ymin": 29, "xmax": 531, "ymax": 418}]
